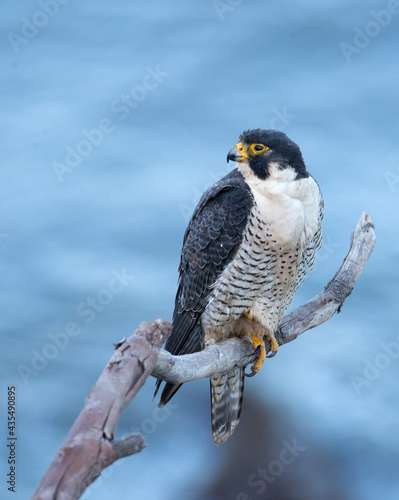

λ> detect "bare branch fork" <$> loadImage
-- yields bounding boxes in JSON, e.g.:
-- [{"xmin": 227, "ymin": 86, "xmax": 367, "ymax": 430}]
[{"xmin": 32, "ymin": 213, "xmax": 375, "ymax": 500}]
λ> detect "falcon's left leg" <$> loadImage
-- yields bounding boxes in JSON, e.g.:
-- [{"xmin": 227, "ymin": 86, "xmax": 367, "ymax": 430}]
[
  {"xmin": 248, "ymin": 335, "xmax": 266, "ymax": 374},
  {"xmin": 243, "ymin": 313, "xmax": 279, "ymax": 375}
]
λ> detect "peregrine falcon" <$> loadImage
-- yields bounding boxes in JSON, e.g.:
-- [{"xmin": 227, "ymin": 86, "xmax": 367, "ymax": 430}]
[{"xmin": 155, "ymin": 129, "xmax": 323, "ymax": 445}]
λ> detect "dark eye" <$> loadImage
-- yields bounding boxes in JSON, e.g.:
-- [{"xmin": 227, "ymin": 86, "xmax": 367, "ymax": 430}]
[{"xmin": 254, "ymin": 145, "xmax": 264, "ymax": 151}]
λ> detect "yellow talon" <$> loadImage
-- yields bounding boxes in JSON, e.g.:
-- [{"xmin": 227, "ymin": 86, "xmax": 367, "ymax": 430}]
[
  {"xmin": 248, "ymin": 335, "xmax": 266, "ymax": 374},
  {"xmin": 268, "ymin": 335, "xmax": 279, "ymax": 352}
]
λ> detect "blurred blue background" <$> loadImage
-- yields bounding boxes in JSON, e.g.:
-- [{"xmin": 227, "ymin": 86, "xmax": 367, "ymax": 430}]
[{"xmin": 1, "ymin": 1, "xmax": 399, "ymax": 499}]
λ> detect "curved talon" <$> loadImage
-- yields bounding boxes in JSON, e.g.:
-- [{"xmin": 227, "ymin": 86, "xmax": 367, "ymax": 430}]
[
  {"xmin": 244, "ymin": 333, "xmax": 279, "ymax": 375},
  {"xmin": 246, "ymin": 335, "xmax": 266, "ymax": 375},
  {"xmin": 268, "ymin": 336, "xmax": 279, "ymax": 352},
  {"xmin": 252, "ymin": 344, "xmax": 261, "ymax": 355},
  {"xmin": 244, "ymin": 344, "xmax": 260, "ymax": 376}
]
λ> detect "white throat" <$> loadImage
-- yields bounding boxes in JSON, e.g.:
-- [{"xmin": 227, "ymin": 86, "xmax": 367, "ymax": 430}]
[{"xmin": 238, "ymin": 161, "xmax": 321, "ymax": 248}]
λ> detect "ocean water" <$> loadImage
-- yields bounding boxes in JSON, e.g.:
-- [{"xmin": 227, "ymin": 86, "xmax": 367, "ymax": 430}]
[{"xmin": 1, "ymin": 1, "xmax": 399, "ymax": 499}]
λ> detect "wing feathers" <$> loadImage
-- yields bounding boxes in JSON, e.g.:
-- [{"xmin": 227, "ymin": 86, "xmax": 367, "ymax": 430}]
[{"xmin": 156, "ymin": 169, "xmax": 253, "ymax": 406}]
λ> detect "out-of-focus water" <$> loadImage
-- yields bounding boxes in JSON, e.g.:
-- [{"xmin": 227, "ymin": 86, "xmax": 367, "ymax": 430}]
[{"xmin": 1, "ymin": 1, "xmax": 399, "ymax": 499}]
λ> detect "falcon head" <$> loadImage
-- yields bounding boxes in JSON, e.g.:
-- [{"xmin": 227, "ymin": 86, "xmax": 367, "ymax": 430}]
[{"xmin": 227, "ymin": 129, "xmax": 308, "ymax": 180}]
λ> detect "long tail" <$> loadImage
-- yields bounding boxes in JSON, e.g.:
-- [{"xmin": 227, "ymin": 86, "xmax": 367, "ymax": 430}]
[{"xmin": 210, "ymin": 367, "xmax": 245, "ymax": 445}]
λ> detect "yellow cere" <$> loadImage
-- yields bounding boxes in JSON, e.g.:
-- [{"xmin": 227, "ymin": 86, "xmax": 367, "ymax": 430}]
[{"xmin": 234, "ymin": 142, "xmax": 250, "ymax": 160}]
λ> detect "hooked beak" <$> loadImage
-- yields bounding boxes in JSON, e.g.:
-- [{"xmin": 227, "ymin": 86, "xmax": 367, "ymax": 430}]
[{"xmin": 226, "ymin": 142, "xmax": 250, "ymax": 163}]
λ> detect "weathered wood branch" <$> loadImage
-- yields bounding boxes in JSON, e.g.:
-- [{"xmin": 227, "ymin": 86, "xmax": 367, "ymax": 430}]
[
  {"xmin": 152, "ymin": 212, "xmax": 375, "ymax": 383},
  {"xmin": 31, "ymin": 212, "xmax": 375, "ymax": 500},
  {"xmin": 31, "ymin": 320, "xmax": 171, "ymax": 500}
]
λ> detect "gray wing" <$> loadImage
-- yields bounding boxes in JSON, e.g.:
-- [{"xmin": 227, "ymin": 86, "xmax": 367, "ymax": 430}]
[{"xmin": 156, "ymin": 168, "xmax": 254, "ymax": 405}]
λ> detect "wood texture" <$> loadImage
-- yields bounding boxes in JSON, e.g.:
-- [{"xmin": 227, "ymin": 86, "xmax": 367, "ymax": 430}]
[{"xmin": 31, "ymin": 320, "xmax": 170, "ymax": 500}]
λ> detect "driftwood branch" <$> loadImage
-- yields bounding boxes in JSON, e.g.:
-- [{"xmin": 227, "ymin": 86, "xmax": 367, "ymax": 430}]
[
  {"xmin": 32, "ymin": 212, "xmax": 375, "ymax": 500},
  {"xmin": 152, "ymin": 212, "xmax": 376, "ymax": 383},
  {"xmin": 31, "ymin": 320, "xmax": 171, "ymax": 500}
]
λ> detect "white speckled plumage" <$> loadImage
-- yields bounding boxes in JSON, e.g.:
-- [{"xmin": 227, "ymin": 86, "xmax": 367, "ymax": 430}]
[
  {"xmin": 157, "ymin": 129, "xmax": 324, "ymax": 446},
  {"xmin": 202, "ymin": 162, "xmax": 323, "ymax": 344},
  {"xmin": 205, "ymin": 158, "xmax": 323, "ymax": 444}
]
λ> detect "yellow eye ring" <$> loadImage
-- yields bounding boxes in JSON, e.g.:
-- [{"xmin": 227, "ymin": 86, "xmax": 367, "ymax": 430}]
[{"xmin": 250, "ymin": 143, "xmax": 269, "ymax": 154}]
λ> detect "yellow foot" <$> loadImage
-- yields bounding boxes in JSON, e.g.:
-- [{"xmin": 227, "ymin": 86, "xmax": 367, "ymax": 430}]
[{"xmin": 247, "ymin": 335, "xmax": 266, "ymax": 375}]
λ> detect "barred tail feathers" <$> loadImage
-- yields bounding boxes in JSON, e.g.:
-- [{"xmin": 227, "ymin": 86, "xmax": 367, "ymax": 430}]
[{"xmin": 210, "ymin": 367, "xmax": 245, "ymax": 445}]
